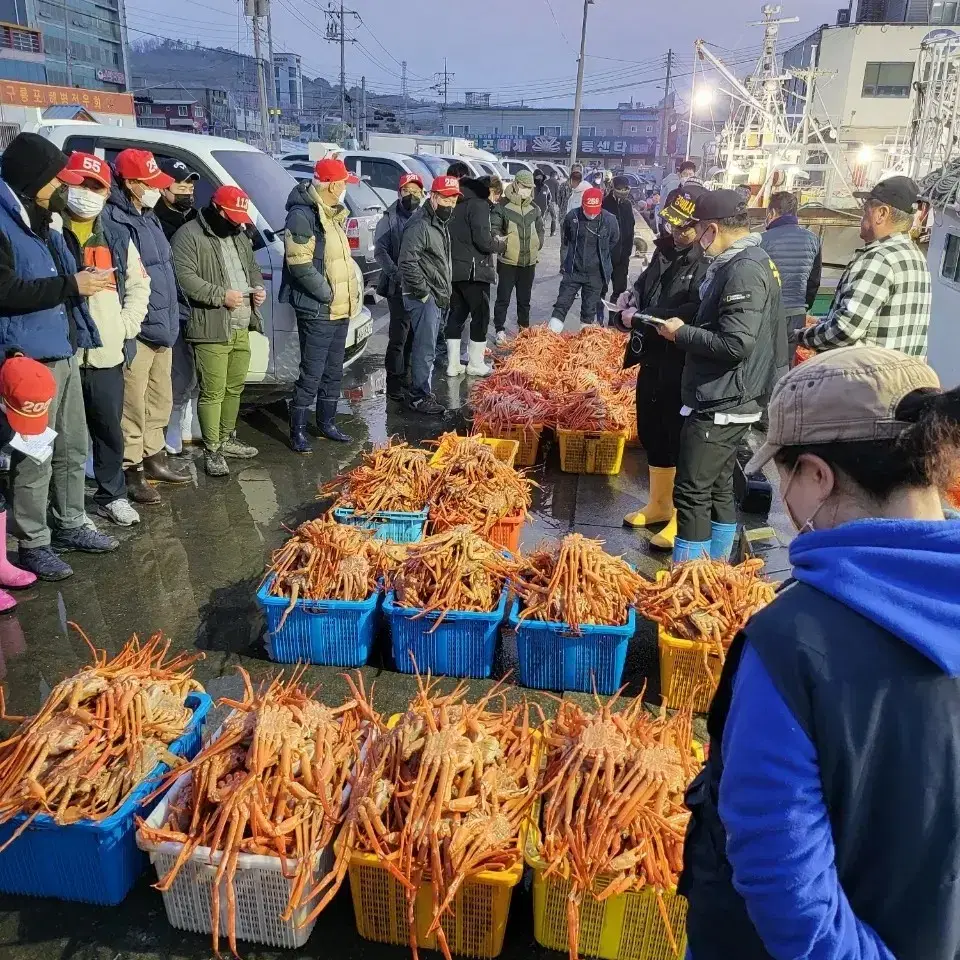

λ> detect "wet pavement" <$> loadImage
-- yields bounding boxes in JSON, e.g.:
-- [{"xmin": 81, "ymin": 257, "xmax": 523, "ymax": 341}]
[{"xmin": 0, "ymin": 232, "xmax": 794, "ymax": 959}]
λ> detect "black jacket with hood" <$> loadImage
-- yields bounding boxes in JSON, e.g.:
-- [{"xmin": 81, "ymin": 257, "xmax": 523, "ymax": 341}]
[
  {"xmin": 602, "ymin": 192, "xmax": 636, "ymax": 264},
  {"xmin": 675, "ymin": 243, "xmax": 783, "ymax": 415},
  {"xmin": 399, "ymin": 200, "xmax": 453, "ymax": 308},
  {"xmin": 623, "ymin": 237, "xmax": 708, "ymax": 390},
  {"xmin": 447, "ymin": 177, "xmax": 498, "ymax": 285}
]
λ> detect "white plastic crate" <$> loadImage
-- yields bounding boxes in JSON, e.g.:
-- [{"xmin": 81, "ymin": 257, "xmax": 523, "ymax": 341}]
[{"xmin": 138, "ymin": 775, "xmax": 332, "ymax": 949}]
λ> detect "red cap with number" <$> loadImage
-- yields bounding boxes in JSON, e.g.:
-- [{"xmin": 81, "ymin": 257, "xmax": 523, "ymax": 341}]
[
  {"xmin": 65, "ymin": 151, "xmax": 111, "ymax": 188},
  {"xmin": 399, "ymin": 172, "xmax": 424, "ymax": 190},
  {"xmin": 582, "ymin": 188, "xmax": 604, "ymax": 212},
  {"xmin": 431, "ymin": 175, "xmax": 461, "ymax": 197},
  {"xmin": 113, "ymin": 148, "xmax": 174, "ymax": 188},
  {"xmin": 313, "ymin": 157, "xmax": 359, "ymax": 184},
  {"xmin": 0, "ymin": 355, "xmax": 57, "ymax": 436},
  {"xmin": 212, "ymin": 185, "xmax": 253, "ymax": 225}
]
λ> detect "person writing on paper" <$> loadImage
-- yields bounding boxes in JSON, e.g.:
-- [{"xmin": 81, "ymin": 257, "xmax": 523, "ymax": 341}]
[
  {"xmin": 0, "ymin": 353, "xmax": 57, "ymax": 608},
  {"xmin": 621, "ymin": 184, "xmax": 709, "ymax": 552},
  {"xmin": 0, "ymin": 133, "xmax": 119, "ymax": 581},
  {"xmin": 681, "ymin": 346, "xmax": 960, "ymax": 960},
  {"xmin": 60, "ymin": 152, "xmax": 150, "ymax": 531},
  {"xmin": 172, "ymin": 186, "xmax": 264, "ymax": 478},
  {"xmin": 654, "ymin": 189, "xmax": 783, "ymax": 564}
]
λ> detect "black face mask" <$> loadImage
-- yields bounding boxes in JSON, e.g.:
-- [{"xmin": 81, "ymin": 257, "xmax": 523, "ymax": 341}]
[
  {"xmin": 400, "ymin": 194, "xmax": 420, "ymax": 213},
  {"xmin": 434, "ymin": 204, "xmax": 453, "ymax": 223},
  {"xmin": 170, "ymin": 193, "xmax": 194, "ymax": 212},
  {"xmin": 205, "ymin": 204, "xmax": 242, "ymax": 237},
  {"xmin": 47, "ymin": 184, "xmax": 69, "ymax": 216}
]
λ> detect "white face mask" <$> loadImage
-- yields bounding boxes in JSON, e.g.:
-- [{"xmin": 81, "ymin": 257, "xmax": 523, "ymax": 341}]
[
  {"xmin": 140, "ymin": 187, "xmax": 161, "ymax": 210},
  {"xmin": 516, "ymin": 186, "xmax": 533, "ymax": 199},
  {"xmin": 312, "ymin": 178, "xmax": 346, "ymax": 205},
  {"xmin": 66, "ymin": 186, "xmax": 106, "ymax": 220}
]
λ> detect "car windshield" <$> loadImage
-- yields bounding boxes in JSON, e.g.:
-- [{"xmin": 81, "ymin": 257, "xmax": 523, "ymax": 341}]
[
  {"xmin": 485, "ymin": 160, "xmax": 510, "ymax": 179},
  {"xmin": 347, "ymin": 179, "xmax": 386, "ymax": 213},
  {"xmin": 212, "ymin": 149, "xmax": 295, "ymax": 233},
  {"xmin": 410, "ymin": 154, "xmax": 446, "ymax": 178}
]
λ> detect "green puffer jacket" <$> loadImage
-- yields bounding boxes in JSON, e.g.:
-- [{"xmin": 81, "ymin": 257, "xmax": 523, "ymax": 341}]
[
  {"xmin": 491, "ymin": 182, "xmax": 544, "ymax": 267},
  {"xmin": 171, "ymin": 209, "xmax": 264, "ymax": 344}
]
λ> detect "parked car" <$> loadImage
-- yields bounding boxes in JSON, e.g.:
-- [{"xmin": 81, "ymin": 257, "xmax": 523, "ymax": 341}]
[
  {"xmin": 282, "ymin": 159, "xmax": 384, "ymax": 295},
  {"xmin": 29, "ymin": 121, "xmax": 374, "ymax": 388},
  {"xmin": 336, "ymin": 150, "xmax": 435, "ymax": 206},
  {"xmin": 534, "ymin": 160, "xmax": 566, "ymax": 181},
  {"xmin": 502, "ymin": 158, "xmax": 537, "ymax": 178}
]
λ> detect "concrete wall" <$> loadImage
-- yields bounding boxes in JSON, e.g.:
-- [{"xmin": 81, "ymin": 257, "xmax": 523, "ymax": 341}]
[{"xmin": 927, "ymin": 206, "xmax": 960, "ymax": 388}]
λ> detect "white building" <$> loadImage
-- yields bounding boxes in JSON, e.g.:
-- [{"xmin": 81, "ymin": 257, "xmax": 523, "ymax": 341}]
[
  {"xmin": 274, "ymin": 52, "xmax": 303, "ymax": 113},
  {"xmin": 783, "ymin": 23, "xmax": 929, "ymax": 205}
]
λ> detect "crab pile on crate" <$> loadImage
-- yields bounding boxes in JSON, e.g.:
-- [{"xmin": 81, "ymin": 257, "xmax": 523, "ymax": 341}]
[{"xmin": 468, "ymin": 326, "xmax": 640, "ymax": 475}]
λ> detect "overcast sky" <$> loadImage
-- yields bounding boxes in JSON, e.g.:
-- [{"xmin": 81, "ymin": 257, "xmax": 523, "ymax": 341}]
[{"xmin": 127, "ymin": 0, "xmax": 842, "ymax": 107}]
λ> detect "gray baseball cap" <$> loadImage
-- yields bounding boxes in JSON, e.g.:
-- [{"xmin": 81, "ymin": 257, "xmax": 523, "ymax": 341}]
[{"xmin": 746, "ymin": 346, "xmax": 941, "ymax": 473}]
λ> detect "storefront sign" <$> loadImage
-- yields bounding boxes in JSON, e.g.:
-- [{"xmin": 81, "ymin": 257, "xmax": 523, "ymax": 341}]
[
  {"xmin": 0, "ymin": 80, "xmax": 135, "ymax": 115},
  {"xmin": 476, "ymin": 134, "xmax": 656, "ymax": 157},
  {"xmin": 96, "ymin": 68, "xmax": 126, "ymax": 85}
]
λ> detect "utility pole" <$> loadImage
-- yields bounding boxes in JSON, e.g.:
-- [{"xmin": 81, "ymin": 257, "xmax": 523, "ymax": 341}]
[
  {"xmin": 686, "ymin": 40, "xmax": 701, "ymax": 160},
  {"xmin": 251, "ymin": 12, "xmax": 271, "ymax": 153},
  {"xmin": 570, "ymin": 0, "xmax": 594, "ymax": 168},
  {"xmin": 324, "ymin": 1, "xmax": 359, "ymax": 135},
  {"xmin": 63, "ymin": 0, "xmax": 72, "ymax": 86},
  {"xmin": 265, "ymin": 0, "xmax": 281, "ymax": 153},
  {"xmin": 658, "ymin": 48, "xmax": 673, "ymax": 173},
  {"xmin": 401, "ymin": 60, "xmax": 408, "ymax": 133},
  {"xmin": 361, "ymin": 75, "xmax": 366, "ymax": 148},
  {"xmin": 434, "ymin": 59, "xmax": 454, "ymax": 133}
]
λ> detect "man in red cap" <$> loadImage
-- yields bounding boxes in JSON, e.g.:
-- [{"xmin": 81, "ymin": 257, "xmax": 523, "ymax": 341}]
[
  {"xmin": 548, "ymin": 186, "xmax": 620, "ymax": 333},
  {"xmin": 375, "ymin": 172, "xmax": 424, "ymax": 401},
  {"xmin": 279, "ymin": 156, "xmax": 362, "ymax": 451},
  {"xmin": 104, "ymin": 147, "xmax": 190, "ymax": 500},
  {"xmin": 0, "ymin": 352, "xmax": 58, "ymax": 607},
  {"xmin": 0, "ymin": 132, "xmax": 119, "ymax": 580},
  {"xmin": 61, "ymin": 151, "xmax": 150, "ymax": 529},
  {"xmin": 397, "ymin": 175, "xmax": 459, "ymax": 416},
  {"xmin": 172, "ymin": 185, "xmax": 265, "ymax": 477}
]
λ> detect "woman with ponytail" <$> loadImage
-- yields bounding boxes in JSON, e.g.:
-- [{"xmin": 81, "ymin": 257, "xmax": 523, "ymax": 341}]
[{"xmin": 681, "ymin": 346, "xmax": 960, "ymax": 960}]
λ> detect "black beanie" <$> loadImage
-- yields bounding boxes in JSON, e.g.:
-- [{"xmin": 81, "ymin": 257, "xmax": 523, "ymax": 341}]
[{"xmin": 1, "ymin": 133, "xmax": 70, "ymax": 198}]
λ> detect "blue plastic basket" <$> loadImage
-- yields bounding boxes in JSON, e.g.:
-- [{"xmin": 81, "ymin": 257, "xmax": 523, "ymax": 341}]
[
  {"xmin": 0, "ymin": 691, "xmax": 212, "ymax": 905},
  {"xmin": 383, "ymin": 587, "xmax": 508, "ymax": 679},
  {"xmin": 332, "ymin": 506, "xmax": 429, "ymax": 542},
  {"xmin": 508, "ymin": 599, "xmax": 635, "ymax": 695},
  {"xmin": 257, "ymin": 575, "xmax": 378, "ymax": 667}
]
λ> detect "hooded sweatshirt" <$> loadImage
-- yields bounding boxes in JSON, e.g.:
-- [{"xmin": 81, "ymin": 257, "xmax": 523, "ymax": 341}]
[{"xmin": 688, "ymin": 518, "xmax": 960, "ymax": 960}]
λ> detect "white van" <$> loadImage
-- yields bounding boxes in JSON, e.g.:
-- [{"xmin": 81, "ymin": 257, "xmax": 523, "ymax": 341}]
[{"xmin": 28, "ymin": 121, "xmax": 374, "ymax": 389}]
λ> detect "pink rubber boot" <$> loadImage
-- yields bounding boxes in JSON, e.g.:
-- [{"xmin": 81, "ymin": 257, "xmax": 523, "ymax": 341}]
[
  {"xmin": 0, "ymin": 591, "xmax": 15, "ymax": 613},
  {"xmin": 0, "ymin": 511, "xmax": 35, "ymax": 590}
]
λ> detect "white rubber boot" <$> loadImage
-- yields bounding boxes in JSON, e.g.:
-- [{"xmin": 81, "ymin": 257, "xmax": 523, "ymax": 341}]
[
  {"xmin": 466, "ymin": 341, "xmax": 492, "ymax": 377},
  {"xmin": 548, "ymin": 317, "xmax": 564, "ymax": 333},
  {"xmin": 446, "ymin": 341, "xmax": 465, "ymax": 377}
]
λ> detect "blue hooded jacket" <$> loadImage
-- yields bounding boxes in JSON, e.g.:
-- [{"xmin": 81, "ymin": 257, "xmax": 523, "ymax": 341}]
[{"xmin": 718, "ymin": 518, "xmax": 960, "ymax": 960}]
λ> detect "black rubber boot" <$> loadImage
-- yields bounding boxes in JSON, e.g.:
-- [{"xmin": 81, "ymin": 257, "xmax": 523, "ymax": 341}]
[
  {"xmin": 289, "ymin": 406, "xmax": 312, "ymax": 454},
  {"xmin": 317, "ymin": 399, "xmax": 350, "ymax": 442}
]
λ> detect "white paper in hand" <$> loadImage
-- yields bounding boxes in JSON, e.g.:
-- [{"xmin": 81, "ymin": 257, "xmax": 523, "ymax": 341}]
[{"xmin": 9, "ymin": 427, "xmax": 57, "ymax": 464}]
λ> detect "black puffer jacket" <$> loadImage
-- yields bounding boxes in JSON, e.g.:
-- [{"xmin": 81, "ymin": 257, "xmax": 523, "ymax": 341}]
[
  {"xmin": 602, "ymin": 192, "xmax": 636, "ymax": 264},
  {"xmin": 675, "ymin": 243, "xmax": 783, "ymax": 415},
  {"xmin": 624, "ymin": 238, "xmax": 708, "ymax": 389},
  {"xmin": 448, "ymin": 177, "xmax": 498, "ymax": 284}
]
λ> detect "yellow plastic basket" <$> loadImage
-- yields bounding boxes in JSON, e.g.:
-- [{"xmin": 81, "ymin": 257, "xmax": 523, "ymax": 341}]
[
  {"xmin": 657, "ymin": 626, "xmax": 722, "ymax": 713},
  {"xmin": 524, "ymin": 801, "xmax": 688, "ymax": 960},
  {"xmin": 342, "ymin": 716, "xmax": 534, "ymax": 959},
  {"xmin": 652, "ymin": 571, "xmax": 722, "ymax": 712},
  {"xmin": 556, "ymin": 429, "xmax": 627, "ymax": 475},
  {"xmin": 482, "ymin": 424, "xmax": 543, "ymax": 467},
  {"xmin": 429, "ymin": 435, "xmax": 519, "ymax": 470}
]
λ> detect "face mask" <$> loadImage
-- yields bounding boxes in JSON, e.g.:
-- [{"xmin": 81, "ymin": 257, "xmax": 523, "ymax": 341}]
[
  {"xmin": 140, "ymin": 187, "xmax": 160, "ymax": 210},
  {"xmin": 171, "ymin": 193, "xmax": 194, "ymax": 212},
  {"xmin": 401, "ymin": 193, "xmax": 420, "ymax": 212},
  {"xmin": 615, "ymin": 190, "xmax": 630, "ymax": 199},
  {"xmin": 584, "ymin": 210, "xmax": 599, "ymax": 220},
  {"xmin": 698, "ymin": 226, "xmax": 717, "ymax": 253},
  {"xmin": 781, "ymin": 460, "xmax": 828, "ymax": 535},
  {"xmin": 435, "ymin": 204, "xmax": 454, "ymax": 223},
  {"xmin": 66, "ymin": 186, "xmax": 106, "ymax": 220},
  {"xmin": 335, "ymin": 187, "xmax": 347, "ymax": 205},
  {"xmin": 516, "ymin": 187, "xmax": 533, "ymax": 199},
  {"xmin": 47, "ymin": 183, "xmax": 69, "ymax": 215}
]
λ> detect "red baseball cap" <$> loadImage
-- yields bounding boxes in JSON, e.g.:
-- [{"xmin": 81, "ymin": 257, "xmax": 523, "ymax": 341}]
[
  {"xmin": 65, "ymin": 151, "xmax": 111, "ymax": 189},
  {"xmin": 431, "ymin": 175, "xmax": 461, "ymax": 198},
  {"xmin": 114, "ymin": 149, "xmax": 174, "ymax": 188},
  {"xmin": 582, "ymin": 188, "xmax": 604, "ymax": 212},
  {"xmin": 313, "ymin": 157, "xmax": 359, "ymax": 184},
  {"xmin": 0, "ymin": 355, "xmax": 56, "ymax": 436},
  {"xmin": 212, "ymin": 185, "xmax": 253, "ymax": 225},
  {"xmin": 399, "ymin": 172, "xmax": 424, "ymax": 190}
]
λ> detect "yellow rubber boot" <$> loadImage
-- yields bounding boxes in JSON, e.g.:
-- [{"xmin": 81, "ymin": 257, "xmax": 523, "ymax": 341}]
[
  {"xmin": 624, "ymin": 466, "xmax": 676, "ymax": 528},
  {"xmin": 649, "ymin": 511, "xmax": 678, "ymax": 550}
]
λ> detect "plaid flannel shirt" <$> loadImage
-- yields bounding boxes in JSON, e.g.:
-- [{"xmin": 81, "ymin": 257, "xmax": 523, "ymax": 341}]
[{"xmin": 798, "ymin": 232, "xmax": 931, "ymax": 358}]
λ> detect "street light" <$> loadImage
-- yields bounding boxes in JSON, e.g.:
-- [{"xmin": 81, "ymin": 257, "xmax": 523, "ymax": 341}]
[
  {"xmin": 693, "ymin": 87, "xmax": 715, "ymax": 109},
  {"xmin": 570, "ymin": 0, "xmax": 595, "ymax": 169},
  {"xmin": 857, "ymin": 144, "xmax": 874, "ymax": 165}
]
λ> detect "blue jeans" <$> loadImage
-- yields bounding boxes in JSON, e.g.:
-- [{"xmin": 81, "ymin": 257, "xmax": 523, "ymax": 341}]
[
  {"xmin": 403, "ymin": 294, "xmax": 442, "ymax": 400},
  {"xmin": 291, "ymin": 314, "xmax": 349, "ymax": 410}
]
